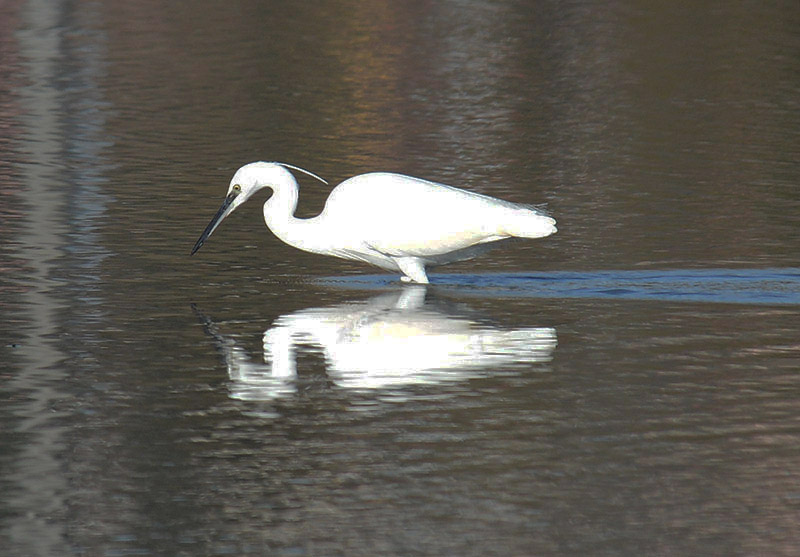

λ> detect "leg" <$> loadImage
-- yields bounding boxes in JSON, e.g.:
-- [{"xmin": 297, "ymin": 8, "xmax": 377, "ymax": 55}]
[{"xmin": 394, "ymin": 257, "xmax": 429, "ymax": 284}]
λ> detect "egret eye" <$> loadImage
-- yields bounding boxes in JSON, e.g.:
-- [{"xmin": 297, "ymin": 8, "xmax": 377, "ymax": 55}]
[{"xmin": 232, "ymin": 184, "xmax": 241, "ymax": 193}]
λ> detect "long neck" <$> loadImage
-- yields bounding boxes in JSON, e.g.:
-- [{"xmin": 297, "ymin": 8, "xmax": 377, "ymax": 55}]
[{"xmin": 262, "ymin": 178, "xmax": 327, "ymax": 254}]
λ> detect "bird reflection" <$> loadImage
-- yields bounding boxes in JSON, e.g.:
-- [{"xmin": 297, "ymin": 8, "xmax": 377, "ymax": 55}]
[{"xmin": 194, "ymin": 287, "xmax": 556, "ymax": 401}]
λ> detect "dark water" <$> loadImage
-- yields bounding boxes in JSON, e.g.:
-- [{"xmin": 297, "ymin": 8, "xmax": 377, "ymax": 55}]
[{"xmin": 2, "ymin": 1, "xmax": 800, "ymax": 555}]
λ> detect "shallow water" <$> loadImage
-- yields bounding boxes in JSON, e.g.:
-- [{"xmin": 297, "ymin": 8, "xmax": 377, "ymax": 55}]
[
  {"xmin": 2, "ymin": 1, "xmax": 800, "ymax": 555},
  {"xmin": 329, "ymin": 268, "xmax": 800, "ymax": 305}
]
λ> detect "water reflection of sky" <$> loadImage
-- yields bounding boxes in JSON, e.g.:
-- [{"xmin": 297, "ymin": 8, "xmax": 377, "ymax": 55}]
[
  {"xmin": 1, "ymin": 1, "xmax": 798, "ymax": 556},
  {"xmin": 322, "ymin": 268, "xmax": 800, "ymax": 305},
  {"xmin": 6, "ymin": 2, "xmax": 113, "ymax": 556},
  {"xmin": 195, "ymin": 287, "xmax": 556, "ymax": 402}
]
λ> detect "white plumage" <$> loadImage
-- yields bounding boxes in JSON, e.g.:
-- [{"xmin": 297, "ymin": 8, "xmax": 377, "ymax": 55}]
[{"xmin": 192, "ymin": 162, "xmax": 556, "ymax": 284}]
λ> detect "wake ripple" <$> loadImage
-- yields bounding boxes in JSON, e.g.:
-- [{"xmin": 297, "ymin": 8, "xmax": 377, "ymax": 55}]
[{"xmin": 318, "ymin": 268, "xmax": 800, "ymax": 305}]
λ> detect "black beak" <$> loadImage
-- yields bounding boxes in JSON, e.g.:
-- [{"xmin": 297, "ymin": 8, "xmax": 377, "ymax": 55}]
[{"xmin": 191, "ymin": 190, "xmax": 239, "ymax": 255}]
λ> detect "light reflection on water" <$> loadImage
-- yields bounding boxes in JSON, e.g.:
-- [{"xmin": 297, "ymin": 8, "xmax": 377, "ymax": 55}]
[
  {"xmin": 4, "ymin": 1, "xmax": 112, "ymax": 556},
  {"xmin": 194, "ymin": 286, "xmax": 556, "ymax": 403},
  {"xmin": 323, "ymin": 268, "xmax": 800, "ymax": 305},
  {"xmin": 1, "ymin": 0, "xmax": 799, "ymax": 555}
]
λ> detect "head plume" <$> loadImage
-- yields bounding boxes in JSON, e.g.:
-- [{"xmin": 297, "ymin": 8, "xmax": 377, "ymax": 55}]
[{"xmin": 274, "ymin": 162, "xmax": 328, "ymax": 185}]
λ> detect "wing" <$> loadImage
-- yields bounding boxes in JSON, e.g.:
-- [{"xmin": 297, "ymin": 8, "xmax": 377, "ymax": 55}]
[{"xmin": 322, "ymin": 173, "xmax": 551, "ymax": 258}]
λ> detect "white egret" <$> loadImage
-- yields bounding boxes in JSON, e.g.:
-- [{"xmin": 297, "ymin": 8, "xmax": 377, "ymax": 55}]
[{"xmin": 191, "ymin": 162, "xmax": 556, "ymax": 283}]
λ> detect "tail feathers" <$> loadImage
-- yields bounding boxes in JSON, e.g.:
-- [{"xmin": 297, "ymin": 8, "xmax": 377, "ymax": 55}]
[{"xmin": 503, "ymin": 213, "xmax": 557, "ymax": 239}]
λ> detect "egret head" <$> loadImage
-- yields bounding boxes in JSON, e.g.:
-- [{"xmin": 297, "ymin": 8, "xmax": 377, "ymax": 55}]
[{"xmin": 190, "ymin": 162, "xmax": 326, "ymax": 255}]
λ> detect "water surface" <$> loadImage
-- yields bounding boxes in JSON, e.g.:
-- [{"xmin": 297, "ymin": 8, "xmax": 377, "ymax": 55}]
[{"xmin": 2, "ymin": 1, "xmax": 800, "ymax": 555}]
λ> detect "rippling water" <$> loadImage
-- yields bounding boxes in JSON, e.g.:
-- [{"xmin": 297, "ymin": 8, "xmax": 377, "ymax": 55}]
[
  {"xmin": 2, "ymin": 1, "xmax": 800, "ymax": 555},
  {"xmin": 328, "ymin": 268, "xmax": 800, "ymax": 305}
]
